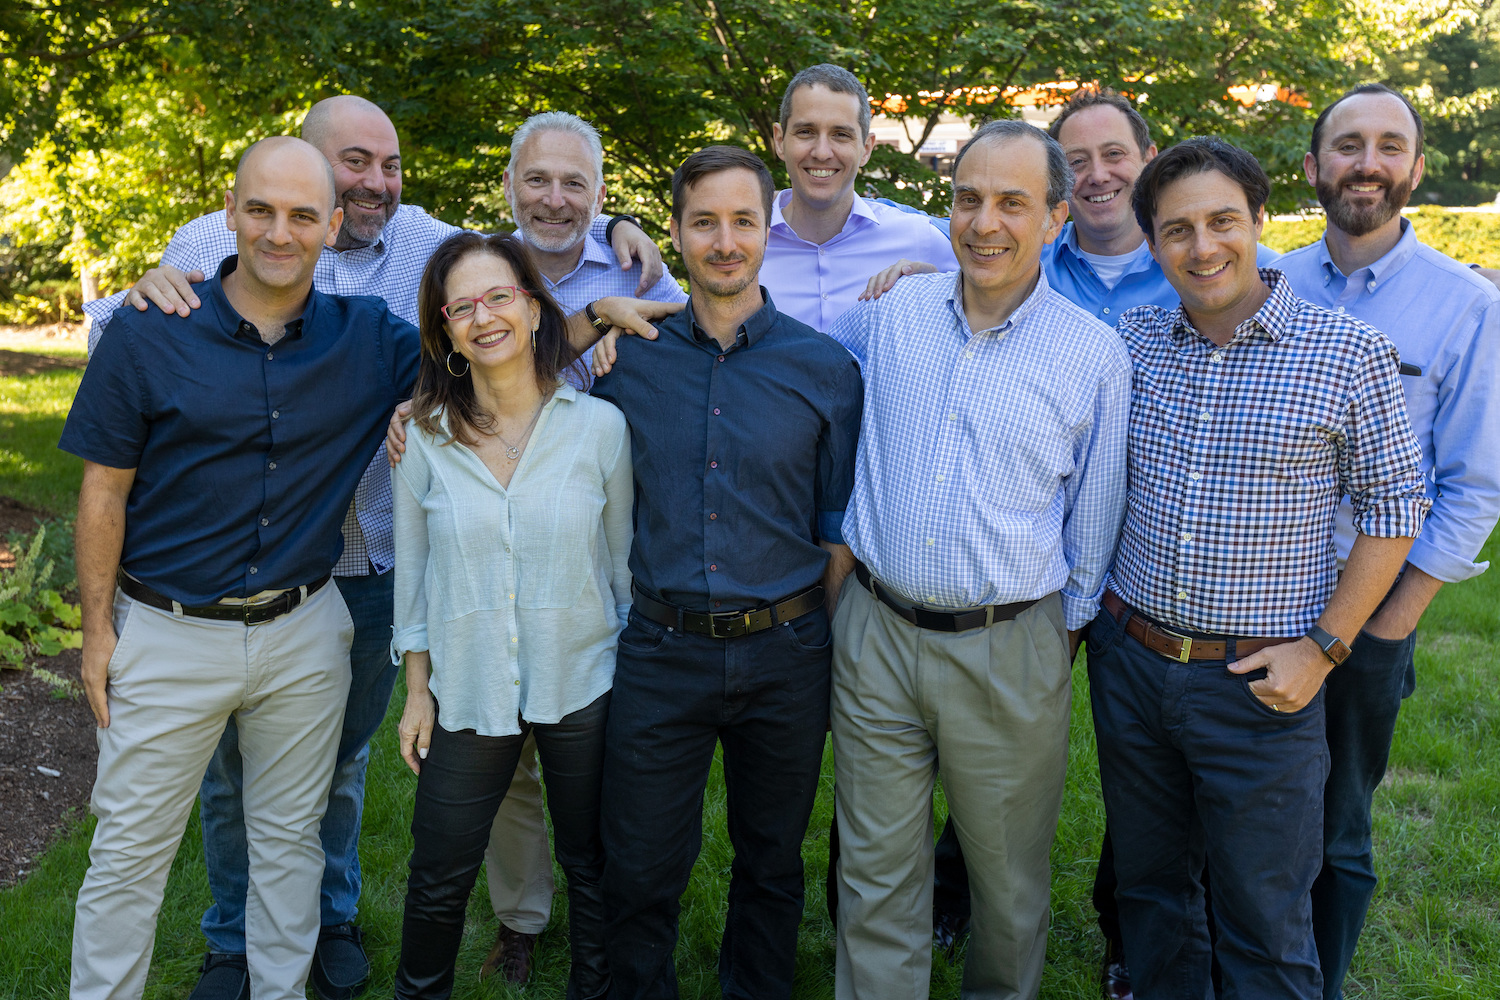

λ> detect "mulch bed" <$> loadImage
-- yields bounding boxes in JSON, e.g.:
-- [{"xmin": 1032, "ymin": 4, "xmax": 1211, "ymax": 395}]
[{"xmin": 0, "ymin": 646, "xmax": 97, "ymax": 887}]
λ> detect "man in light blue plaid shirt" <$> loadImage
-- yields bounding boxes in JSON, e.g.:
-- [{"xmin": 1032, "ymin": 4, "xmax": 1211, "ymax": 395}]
[
  {"xmin": 825, "ymin": 120, "xmax": 1131, "ymax": 1000},
  {"xmin": 1091, "ymin": 138, "xmax": 1428, "ymax": 1000},
  {"xmin": 81, "ymin": 98, "xmax": 676, "ymax": 1000}
]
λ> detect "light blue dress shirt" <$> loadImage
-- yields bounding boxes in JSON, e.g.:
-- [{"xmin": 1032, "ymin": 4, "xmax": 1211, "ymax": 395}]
[
  {"xmin": 391, "ymin": 386, "xmax": 634, "ymax": 736},
  {"xmin": 1277, "ymin": 220, "xmax": 1500, "ymax": 582},
  {"xmin": 828, "ymin": 269, "xmax": 1132, "ymax": 629}
]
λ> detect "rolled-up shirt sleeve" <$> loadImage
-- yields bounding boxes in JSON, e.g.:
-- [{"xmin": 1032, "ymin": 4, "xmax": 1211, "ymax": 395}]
[
  {"xmin": 390, "ymin": 439, "xmax": 433, "ymax": 663},
  {"xmin": 1059, "ymin": 344, "xmax": 1132, "ymax": 630},
  {"xmin": 1341, "ymin": 338, "xmax": 1431, "ymax": 540}
]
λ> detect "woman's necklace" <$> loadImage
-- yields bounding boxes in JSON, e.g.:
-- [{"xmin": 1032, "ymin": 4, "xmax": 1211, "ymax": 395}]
[{"xmin": 494, "ymin": 395, "xmax": 548, "ymax": 462}]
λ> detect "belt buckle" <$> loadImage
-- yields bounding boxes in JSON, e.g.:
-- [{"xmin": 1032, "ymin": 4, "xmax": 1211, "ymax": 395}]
[
  {"xmin": 709, "ymin": 612, "xmax": 752, "ymax": 639},
  {"xmin": 1162, "ymin": 628, "xmax": 1193, "ymax": 662}
]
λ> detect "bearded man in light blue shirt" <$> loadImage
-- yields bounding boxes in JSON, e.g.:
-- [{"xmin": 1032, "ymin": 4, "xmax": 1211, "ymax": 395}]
[{"xmin": 1276, "ymin": 83, "xmax": 1500, "ymax": 1000}]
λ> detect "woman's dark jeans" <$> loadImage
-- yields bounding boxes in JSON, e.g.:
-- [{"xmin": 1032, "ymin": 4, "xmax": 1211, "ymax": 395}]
[{"xmin": 394, "ymin": 692, "xmax": 611, "ymax": 1000}]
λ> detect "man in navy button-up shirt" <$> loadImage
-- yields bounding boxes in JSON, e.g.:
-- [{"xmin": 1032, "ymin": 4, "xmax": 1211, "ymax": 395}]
[
  {"xmin": 61, "ymin": 138, "xmax": 417, "ymax": 1000},
  {"xmin": 590, "ymin": 146, "xmax": 862, "ymax": 1000}
]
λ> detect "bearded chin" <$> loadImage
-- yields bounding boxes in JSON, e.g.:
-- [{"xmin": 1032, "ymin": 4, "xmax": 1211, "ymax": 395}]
[{"xmin": 1317, "ymin": 175, "xmax": 1414, "ymax": 238}]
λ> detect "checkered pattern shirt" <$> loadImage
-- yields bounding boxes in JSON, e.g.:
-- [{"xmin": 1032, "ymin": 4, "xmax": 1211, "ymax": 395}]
[
  {"xmin": 84, "ymin": 204, "xmax": 463, "ymax": 576},
  {"xmin": 1108, "ymin": 269, "xmax": 1429, "ymax": 636},
  {"xmin": 828, "ymin": 269, "xmax": 1133, "ymax": 630}
]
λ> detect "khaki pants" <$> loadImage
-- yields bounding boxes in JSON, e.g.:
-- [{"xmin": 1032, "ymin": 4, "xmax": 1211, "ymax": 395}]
[
  {"xmin": 483, "ymin": 733, "xmax": 556, "ymax": 933},
  {"xmin": 71, "ymin": 584, "xmax": 352, "ymax": 1000},
  {"xmin": 832, "ymin": 584, "xmax": 1071, "ymax": 1000}
]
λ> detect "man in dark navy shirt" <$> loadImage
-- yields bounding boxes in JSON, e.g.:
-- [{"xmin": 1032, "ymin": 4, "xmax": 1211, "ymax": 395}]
[
  {"xmin": 589, "ymin": 146, "xmax": 863, "ymax": 1000},
  {"xmin": 60, "ymin": 137, "xmax": 418, "ymax": 1000}
]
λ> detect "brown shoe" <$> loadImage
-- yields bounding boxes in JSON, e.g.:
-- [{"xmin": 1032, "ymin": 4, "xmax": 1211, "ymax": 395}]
[
  {"xmin": 479, "ymin": 925, "xmax": 540, "ymax": 984},
  {"xmin": 1100, "ymin": 938, "xmax": 1134, "ymax": 1000}
]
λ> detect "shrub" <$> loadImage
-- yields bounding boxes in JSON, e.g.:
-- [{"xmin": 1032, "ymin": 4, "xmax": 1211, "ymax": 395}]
[{"xmin": 0, "ymin": 526, "xmax": 83, "ymax": 690}]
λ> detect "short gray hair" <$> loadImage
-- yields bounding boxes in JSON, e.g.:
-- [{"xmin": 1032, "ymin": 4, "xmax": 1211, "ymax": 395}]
[
  {"xmin": 506, "ymin": 112, "xmax": 605, "ymax": 189},
  {"xmin": 778, "ymin": 64, "xmax": 872, "ymax": 140},
  {"xmin": 951, "ymin": 119, "xmax": 1072, "ymax": 210}
]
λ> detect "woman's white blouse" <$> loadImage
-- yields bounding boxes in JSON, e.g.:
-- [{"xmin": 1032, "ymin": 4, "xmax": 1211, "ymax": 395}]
[{"xmin": 391, "ymin": 385, "xmax": 633, "ymax": 736}]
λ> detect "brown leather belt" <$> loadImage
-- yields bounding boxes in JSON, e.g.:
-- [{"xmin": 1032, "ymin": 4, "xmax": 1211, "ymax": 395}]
[
  {"xmin": 1102, "ymin": 591, "xmax": 1294, "ymax": 662},
  {"xmin": 631, "ymin": 584, "xmax": 824, "ymax": 639},
  {"xmin": 118, "ymin": 569, "xmax": 331, "ymax": 626},
  {"xmin": 854, "ymin": 562, "xmax": 1040, "ymax": 633}
]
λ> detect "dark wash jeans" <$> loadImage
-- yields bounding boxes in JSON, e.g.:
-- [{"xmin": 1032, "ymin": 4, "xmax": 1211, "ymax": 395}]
[
  {"xmin": 394, "ymin": 692, "xmax": 610, "ymax": 1000},
  {"xmin": 602, "ymin": 606, "xmax": 832, "ymax": 1000},
  {"xmin": 1313, "ymin": 627, "xmax": 1418, "ymax": 1000},
  {"xmin": 1088, "ymin": 605, "xmax": 1328, "ymax": 1000}
]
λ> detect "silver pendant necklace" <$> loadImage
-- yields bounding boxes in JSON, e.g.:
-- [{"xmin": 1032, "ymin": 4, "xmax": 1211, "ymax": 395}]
[{"xmin": 495, "ymin": 396, "xmax": 547, "ymax": 462}]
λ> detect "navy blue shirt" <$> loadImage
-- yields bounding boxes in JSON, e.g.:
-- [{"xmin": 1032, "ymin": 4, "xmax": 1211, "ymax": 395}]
[
  {"xmin": 591, "ymin": 289, "xmax": 862, "ymax": 611},
  {"xmin": 60, "ymin": 257, "xmax": 419, "ymax": 605}
]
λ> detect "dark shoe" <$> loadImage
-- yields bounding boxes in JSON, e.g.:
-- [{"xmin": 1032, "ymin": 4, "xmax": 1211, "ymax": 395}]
[
  {"xmin": 311, "ymin": 922, "xmax": 370, "ymax": 1000},
  {"xmin": 932, "ymin": 907, "xmax": 970, "ymax": 960},
  {"xmin": 1101, "ymin": 938, "xmax": 1134, "ymax": 1000},
  {"xmin": 479, "ymin": 924, "xmax": 539, "ymax": 984},
  {"xmin": 187, "ymin": 952, "xmax": 249, "ymax": 1000}
]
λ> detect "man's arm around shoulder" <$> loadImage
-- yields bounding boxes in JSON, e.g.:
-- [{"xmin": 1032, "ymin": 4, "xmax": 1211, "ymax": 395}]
[{"xmin": 77, "ymin": 462, "xmax": 137, "ymax": 728}]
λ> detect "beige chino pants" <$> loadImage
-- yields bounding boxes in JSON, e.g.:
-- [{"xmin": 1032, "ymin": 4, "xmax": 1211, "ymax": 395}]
[
  {"xmin": 70, "ymin": 584, "xmax": 352, "ymax": 1000},
  {"xmin": 832, "ymin": 583, "xmax": 1072, "ymax": 1000},
  {"xmin": 483, "ymin": 733, "xmax": 557, "ymax": 933}
]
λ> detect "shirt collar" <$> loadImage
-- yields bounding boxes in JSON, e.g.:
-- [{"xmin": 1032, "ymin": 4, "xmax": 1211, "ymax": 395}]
[
  {"xmin": 945, "ymin": 266, "xmax": 1054, "ymax": 338},
  {"xmin": 321, "ymin": 204, "xmax": 404, "ymax": 259},
  {"xmin": 768, "ymin": 188, "xmax": 877, "ymax": 241},
  {"xmin": 1055, "ymin": 221, "xmax": 1156, "ymax": 275},
  {"xmin": 1315, "ymin": 216, "xmax": 1417, "ymax": 289},
  {"xmin": 685, "ymin": 287, "xmax": 777, "ymax": 349},
  {"xmin": 1168, "ymin": 267, "xmax": 1297, "ymax": 349},
  {"xmin": 208, "ymin": 255, "xmax": 314, "ymax": 343}
]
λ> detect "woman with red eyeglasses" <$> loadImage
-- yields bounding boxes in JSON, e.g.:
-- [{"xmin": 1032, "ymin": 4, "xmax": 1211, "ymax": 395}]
[{"xmin": 389, "ymin": 232, "xmax": 631, "ymax": 999}]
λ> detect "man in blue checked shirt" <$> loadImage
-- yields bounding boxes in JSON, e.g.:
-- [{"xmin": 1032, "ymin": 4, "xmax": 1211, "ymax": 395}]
[
  {"xmin": 82, "ymin": 98, "xmax": 674, "ymax": 1000},
  {"xmin": 1277, "ymin": 84, "xmax": 1500, "ymax": 1000},
  {"xmin": 1093, "ymin": 137, "xmax": 1428, "ymax": 1000},
  {"xmin": 826, "ymin": 119, "xmax": 1131, "ymax": 1000}
]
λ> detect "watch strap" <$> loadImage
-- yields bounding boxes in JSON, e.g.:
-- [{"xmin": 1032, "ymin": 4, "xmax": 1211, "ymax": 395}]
[
  {"xmin": 584, "ymin": 300, "xmax": 610, "ymax": 333},
  {"xmin": 605, "ymin": 213, "xmax": 643, "ymax": 245},
  {"xmin": 1304, "ymin": 624, "xmax": 1351, "ymax": 665}
]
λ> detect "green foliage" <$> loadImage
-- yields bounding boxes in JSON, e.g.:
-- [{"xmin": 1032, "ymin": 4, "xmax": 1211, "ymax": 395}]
[
  {"xmin": 0, "ymin": 279, "xmax": 83, "ymax": 325},
  {"xmin": 1261, "ymin": 207, "xmax": 1500, "ymax": 266},
  {"xmin": 0, "ymin": 525, "xmax": 82, "ymax": 679}
]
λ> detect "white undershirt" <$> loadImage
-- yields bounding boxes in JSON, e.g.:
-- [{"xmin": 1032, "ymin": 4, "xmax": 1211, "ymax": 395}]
[{"xmin": 1078, "ymin": 241, "xmax": 1153, "ymax": 290}]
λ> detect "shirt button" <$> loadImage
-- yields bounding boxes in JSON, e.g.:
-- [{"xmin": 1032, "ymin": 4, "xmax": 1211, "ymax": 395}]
[
  {"xmin": 1181, "ymin": 531, "xmax": 1193, "ymax": 542},
  {"xmin": 1189, "ymin": 471, "xmax": 1201, "ymax": 481},
  {"xmin": 926, "ymin": 538, "xmax": 935, "ymax": 546},
  {"xmin": 512, "ymin": 637, "xmax": 518, "ymax": 643},
  {"xmin": 710, "ymin": 564, "xmax": 718, "ymax": 571},
  {"xmin": 709, "ymin": 512, "xmax": 718, "ymax": 520},
  {"xmin": 714, "ymin": 601, "xmax": 722, "ymax": 608},
  {"xmin": 260, "ymin": 517, "xmax": 269, "ymax": 526},
  {"xmin": 718, "ymin": 355, "xmax": 725, "ymax": 362},
  {"xmin": 1176, "ymin": 590, "xmax": 1188, "ymax": 600},
  {"xmin": 948, "ymin": 413, "xmax": 957, "ymax": 422},
  {"xmin": 268, "ymin": 462, "xmax": 277, "ymax": 470},
  {"xmin": 272, "ymin": 410, "xmax": 280, "ymax": 419},
  {"xmin": 1198, "ymin": 410, "xmax": 1211, "ymax": 422},
  {"xmin": 964, "ymin": 351, "xmax": 973, "ymax": 359},
  {"xmin": 1367, "ymin": 280, "xmax": 1377, "ymax": 292},
  {"xmin": 249, "ymin": 566, "xmax": 258, "ymax": 575},
  {"xmin": 509, "ymin": 593, "xmax": 515, "ymax": 600},
  {"xmin": 1102, "ymin": 307, "xmax": 1111, "ymax": 315},
  {"xmin": 713, "ymin": 408, "xmax": 721, "ymax": 415},
  {"xmin": 935, "ymin": 474, "xmax": 944, "ymax": 482},
  {"xmin": 266, "ymin": 352, "xmax": 274, "ymax": 360},
  {"xmin": 1336, "ymin": 306, "xmax": 1345, "ymax": 314},
  {"xmin": 514, "ymin": 678, "xmax": 520, "ymax": 685},
  {"xmin": 1210, "ymin": 351, "xmax": 1224, "ymax": 363},
  {"xmin": 822, "ymin": 293, "xmax": 829, "ymax": 299},
  {"xmin": 710, "ymin": 461, "xmax": 718, "ymax": 469}
]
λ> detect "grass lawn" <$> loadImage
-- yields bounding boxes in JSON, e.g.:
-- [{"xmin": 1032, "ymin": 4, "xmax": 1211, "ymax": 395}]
[
  {"xmin": 2, "ymin": 528, "xmax": 1496, "ymax": 997},
  {"xmin": 0, "ymin": 343, "xmax": 86, "ymax": 516}
]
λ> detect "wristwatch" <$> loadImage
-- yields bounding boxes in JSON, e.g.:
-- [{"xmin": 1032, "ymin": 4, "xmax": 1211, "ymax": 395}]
[
  {"xmin": 605, "ymin": 213, "xmax": 644, "ymax": 244},
  {"xmin": 584, "ymin": 300, "xmax": 610, "ymax": 334},
  {"xmin": 1304, "ymin": 625, "xmax": 1351, "ymax": 666}
]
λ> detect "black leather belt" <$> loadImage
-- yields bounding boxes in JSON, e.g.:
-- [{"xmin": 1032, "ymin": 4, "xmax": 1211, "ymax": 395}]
[
  {"xmin": 117, "ymin": 570, "xmax": 331, "ymax": 626},
  {"xmin": 632, "ymin": 584, "xmax": 824, "ymax": 639},
  {"xmin": 853, "ymin": 562, "xmax": 1039, "ymax": 633}
]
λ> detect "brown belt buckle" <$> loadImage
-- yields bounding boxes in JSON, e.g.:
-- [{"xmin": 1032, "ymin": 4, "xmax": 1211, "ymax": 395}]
[{"xmin": 1164, "ymin": 628, "xmax": 1193, "ymax": 662}]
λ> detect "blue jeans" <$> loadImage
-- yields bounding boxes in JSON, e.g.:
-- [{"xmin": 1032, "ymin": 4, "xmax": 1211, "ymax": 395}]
[
  {"xmin": 199, "ymin": 571, "xmax": 398, "ymax": 951},
  {"xmin": 1312, "ymin": 627, "xmax": 1417, "ymax": 1000},
  {"xmin": 602, "ymin": 606, "xmax": 832, "ymax": 1000},
  {"xmin": 1088, "ymin": 606, "xmax": 1328, "ymax": 1000}
]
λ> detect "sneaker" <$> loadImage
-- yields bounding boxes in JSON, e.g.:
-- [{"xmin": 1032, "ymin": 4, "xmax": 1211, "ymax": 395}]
[
  {"xmin": 187, "ymin": 952, "xmax": 249, "ymax": 1000},
  {"xmin": 479, "ymin": 924, "xmax": 539, "ymax": 984},
  {"xmin": 310, "ymin": 922, "xmax": 371, "ymax": 1000}
]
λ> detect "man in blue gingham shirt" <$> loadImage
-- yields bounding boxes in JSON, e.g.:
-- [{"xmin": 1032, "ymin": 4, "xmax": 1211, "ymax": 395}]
[
  {"xmin": 1090, "ymin": 138, "xmax": 1427, "ymax": 1000},
  {"xmin": 81, "ymin": 98, "xmax": 675, "ymax": 1000},
  {"xmin": 825, "ymin": 121, "xmax": 1130, "ymax": 1000}
]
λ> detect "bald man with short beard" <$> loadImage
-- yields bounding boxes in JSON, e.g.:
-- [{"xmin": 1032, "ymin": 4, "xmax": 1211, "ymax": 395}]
[{"xmin": 62, "ymin": 136, "xmax": 420, "ymax": 1000}]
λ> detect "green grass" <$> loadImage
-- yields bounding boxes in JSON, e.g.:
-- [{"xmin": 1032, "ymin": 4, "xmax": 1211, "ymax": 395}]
[
  {"xmin": 0, "ymin": 350, "xmax": 85, "ymax": 516},
  {"xmin": 0, "ymin": 348, "xmax": 1498, "ymax": 997}
]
